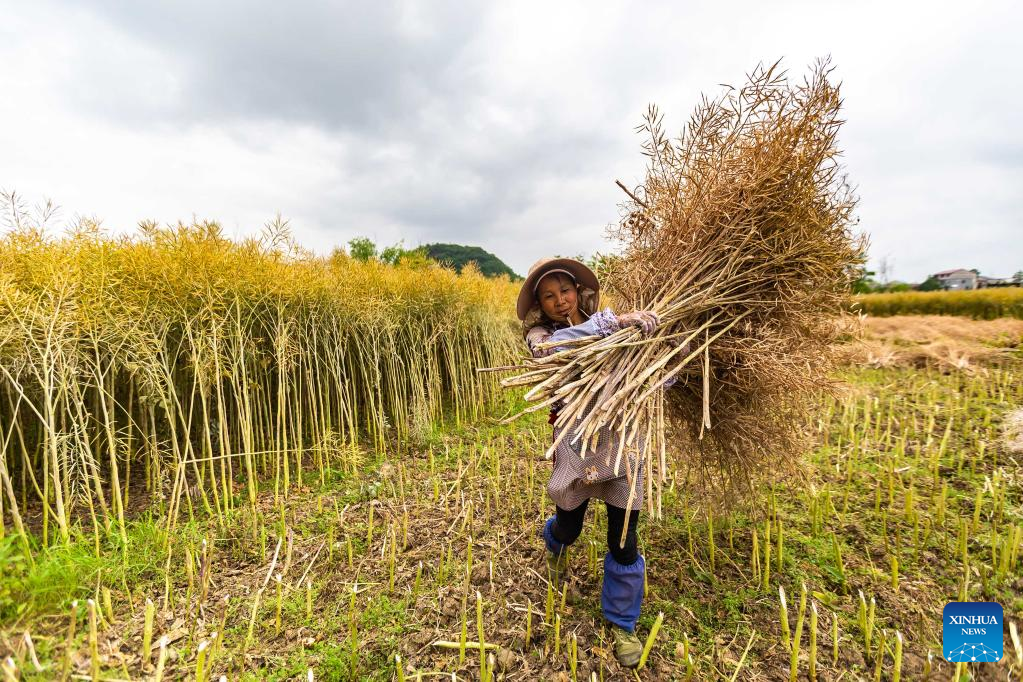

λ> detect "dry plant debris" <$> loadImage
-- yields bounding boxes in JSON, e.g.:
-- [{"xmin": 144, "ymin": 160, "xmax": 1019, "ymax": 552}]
[
  {"xmin": 841, "ymin": 314, "xmax": 1023, "ymax": 370},
  {"xmin": 486, "ymin": 59, "xmax": 865, "ymax": 514}
]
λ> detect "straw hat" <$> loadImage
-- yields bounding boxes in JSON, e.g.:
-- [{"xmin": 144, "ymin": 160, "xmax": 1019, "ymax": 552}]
[{"xmin": 516, "ymin": 257, "xmax": 600, "ymax": 321}]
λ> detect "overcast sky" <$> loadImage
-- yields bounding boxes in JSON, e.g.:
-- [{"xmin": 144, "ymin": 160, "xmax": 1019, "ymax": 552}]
[{"xmin": 2, "ymin": 0, "xmax": 1020, "ymax": 281}]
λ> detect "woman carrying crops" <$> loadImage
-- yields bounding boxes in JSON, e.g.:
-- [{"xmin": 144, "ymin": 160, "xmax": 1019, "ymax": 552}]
[{"xmin": 517, "ymin": 257, "xmax": 662, "ymax": 668}]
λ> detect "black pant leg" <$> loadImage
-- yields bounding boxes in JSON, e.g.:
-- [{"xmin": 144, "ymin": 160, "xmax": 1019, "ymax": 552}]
[
  {"xmin": 605, "ymin": 501, "xmax": 640, "ymax": 565},
  {"xmin": 552, "ymin": 499, "xmax": 590, "ymax": 545}
]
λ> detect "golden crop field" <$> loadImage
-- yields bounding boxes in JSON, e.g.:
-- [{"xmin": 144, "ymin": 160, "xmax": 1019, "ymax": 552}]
[
  {"xmin": 0, "ymin": 222, "xmax": 517, "ymax": 554},
  {"xmin": 854, "ymin": 288, "xmax": 1023, "ymax": 320},
  {"xmin": 1, "ymin": 230, "xmax": 1022, "ymax": 680}
]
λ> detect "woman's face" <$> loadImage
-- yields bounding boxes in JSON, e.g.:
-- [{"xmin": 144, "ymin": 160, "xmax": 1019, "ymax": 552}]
[{"xmin": 536, "ymin": 273, "xmax": 578, "ymax": 323}]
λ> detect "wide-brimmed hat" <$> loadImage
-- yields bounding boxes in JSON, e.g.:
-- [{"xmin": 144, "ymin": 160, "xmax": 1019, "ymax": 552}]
[{"xmin": 516, "ymin": 257, "xmax": 600, "ymax": 321}]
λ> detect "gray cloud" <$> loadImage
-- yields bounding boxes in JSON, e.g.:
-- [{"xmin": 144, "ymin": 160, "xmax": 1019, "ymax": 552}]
[
  {"xmin": 3, "ymin": 0, "xmax": 1021, "ymax": 281},
  {"xmin": 51, "ymin": 1, "xmax": 631, "ymax": 253},
  {"xmin": 62, "ymin": 1, "xmax": 486, "ymax": 132}
]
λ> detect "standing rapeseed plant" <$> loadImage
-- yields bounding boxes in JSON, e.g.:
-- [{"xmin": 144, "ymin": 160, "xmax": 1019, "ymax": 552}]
[{"xmin": 0, "ymin": 215, "xmax": 518, "ymax": 556}]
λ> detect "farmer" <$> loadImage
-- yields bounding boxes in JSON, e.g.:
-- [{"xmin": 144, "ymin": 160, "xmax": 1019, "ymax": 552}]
[{"xmin": 517, "ymin": 257, "xmax": 662, "ymax": 668}]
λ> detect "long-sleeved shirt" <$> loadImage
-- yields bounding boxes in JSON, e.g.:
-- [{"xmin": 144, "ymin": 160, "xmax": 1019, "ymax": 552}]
[
  {"xmin": 525, "ymin": 308, "xmax": 682, "ymax": 389},
  {"xmin": 524, "ymin": 308, "xmax": 622, "ymax": 359}
]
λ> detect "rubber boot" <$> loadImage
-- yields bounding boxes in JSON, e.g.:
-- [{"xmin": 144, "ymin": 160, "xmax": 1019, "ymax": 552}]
[
  {"xmin": 541, "ymin": 516, "xmax": 585, "ymax": 606},
  {"xmin": 542, "ymin": 517, "xmax": 570, "ymax": 588},
  {"xmin": 611, "ymin": 625, "xmax": 643, "ymax": 668},
  {"xmin": 601, "ymin": 552, "xmax": 645, "ymax": 668}
]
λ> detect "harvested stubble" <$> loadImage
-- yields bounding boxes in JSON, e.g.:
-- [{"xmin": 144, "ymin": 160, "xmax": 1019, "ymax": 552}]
[
  {"xmin": 485, "ymin": 59, "xmax": 864, "ymax": 521},
  {"xmin": 835, "ymin": 314, "xmax": 1023, "ymax": 371}
]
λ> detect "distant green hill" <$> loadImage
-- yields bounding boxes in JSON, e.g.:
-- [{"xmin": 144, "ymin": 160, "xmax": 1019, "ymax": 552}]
[{"xmin": 423, "ymin": 243, "xmax": 519, "ymax": 279}]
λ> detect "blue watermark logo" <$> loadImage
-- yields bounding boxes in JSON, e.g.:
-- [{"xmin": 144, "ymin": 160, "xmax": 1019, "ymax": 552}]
[{"xmin": 943, "ymin": 602, "xmax": 1003, "ymax": 662}]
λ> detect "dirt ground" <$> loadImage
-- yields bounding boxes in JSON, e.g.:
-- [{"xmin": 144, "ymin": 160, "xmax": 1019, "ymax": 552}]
[{"xmin": 2, "ymin": 317, "xmax": 1022, "ymax": 680}]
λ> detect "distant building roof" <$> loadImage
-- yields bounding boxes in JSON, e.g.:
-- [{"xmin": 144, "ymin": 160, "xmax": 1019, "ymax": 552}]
[{"xmin": 934, "ymin": 269, "xmax": 975, "ymax": 277}]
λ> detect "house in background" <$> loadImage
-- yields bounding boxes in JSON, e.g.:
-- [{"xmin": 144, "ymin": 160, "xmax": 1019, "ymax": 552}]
[
  {"xmin": 977, "ymin": 275, "xmax": 1014, "ymax": 288},
  {"xmin": 934, "ymin": 268, "xmax": 977, "ymax": 290}
]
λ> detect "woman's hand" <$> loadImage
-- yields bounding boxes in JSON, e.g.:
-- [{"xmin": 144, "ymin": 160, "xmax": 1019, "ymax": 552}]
[{"xmin": 616, "ymin": 310, "xmax": 660, "ymax": 335}]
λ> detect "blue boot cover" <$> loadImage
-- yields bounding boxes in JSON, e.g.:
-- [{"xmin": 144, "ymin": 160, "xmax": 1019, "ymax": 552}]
[
  {"xmin": 601, "ymin": 552, "xmax": 644, "ymax": 632},
  {"xmin": 543, "ymin": 516, "xmax": 567, "ymax": 555}
]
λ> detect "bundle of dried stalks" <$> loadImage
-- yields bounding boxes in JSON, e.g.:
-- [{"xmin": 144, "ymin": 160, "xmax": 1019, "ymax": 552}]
[
  {"xmin": 484, "ymin": 59, "xmax": 864, "ymax": 520},
  {"xmin": 1004, "ymin": 409, "xmax": 1023, "ymax": 456}
]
